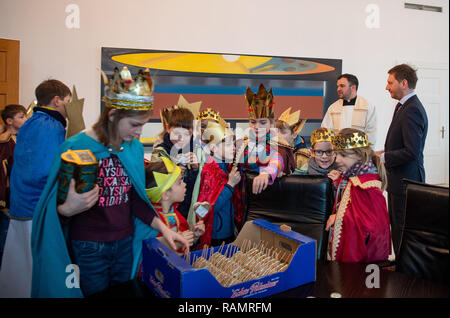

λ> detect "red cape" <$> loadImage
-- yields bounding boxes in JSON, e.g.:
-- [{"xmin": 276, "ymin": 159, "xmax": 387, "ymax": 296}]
[
  {"xmin": 330, "ymin": 173, "xmax": 391, "ymax": 263},
  {"xmin": 196, "ymin": 157, "xmax": 244, "ymax": 249}
]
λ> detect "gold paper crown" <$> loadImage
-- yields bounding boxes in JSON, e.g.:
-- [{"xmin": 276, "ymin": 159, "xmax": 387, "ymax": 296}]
[
  {"xmin": 177, "ymin": 94, "xmax": 202, "ymax": 118},
  {"xmin": 278, "ymin": 107, "xmax": 300, "ymax": 127},
  {"xmin": 202, "ymin": 115, "xmax": 233, "ymax": 144},
  {"xmin": 245, "ymin": 84, "xmax": 274, "ymax": 119},
  {"xmin": 332, "ymin": 131, "xmax": 372, "ymax": 150},
  {"xmin": 310, "ymin": 128, "xmax": 335, "ymax": 146},
  {"xmin": 145, "ymin": 157, "xmax": 181, "ymax": 203},
  {"xmin": 160, "ymin": 94, "xmax": 202, "ymax": 130},
  {"xmin": 102, "ymin": 67, "xmax": 154, "ymax": 110},
  {"xmin": 197, "ymin": 107, "xmax": 221, "ymax": 123}
]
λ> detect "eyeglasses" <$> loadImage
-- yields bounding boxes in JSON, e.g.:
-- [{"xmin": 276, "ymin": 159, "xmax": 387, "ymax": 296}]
[{"xmin": 313, "ymin": 150, "xmax": 335, "ymax": 157}]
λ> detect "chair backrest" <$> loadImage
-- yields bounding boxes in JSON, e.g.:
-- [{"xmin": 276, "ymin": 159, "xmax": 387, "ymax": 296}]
[
  {"xmin": 396, "ymin": 179, "xmax": 449, "ymax": 285},
  {"xmin": 244, "ymin": 171, "xmax": 333, "ymax": 260}
]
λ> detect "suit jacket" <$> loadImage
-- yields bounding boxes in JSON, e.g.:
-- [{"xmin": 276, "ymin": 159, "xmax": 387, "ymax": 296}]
[{"xmin": 384, "ymin": 94, "xmax": 428, "ymax": 195}]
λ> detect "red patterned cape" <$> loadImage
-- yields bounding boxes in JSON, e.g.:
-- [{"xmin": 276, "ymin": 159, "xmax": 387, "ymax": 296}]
[
  {"xmin": 330, "ymin": 173, "xmax": 391, "ymax": 263},
  {"xmin": 196, "ymin": 157, "xmax": 244, "ymax": 249}
]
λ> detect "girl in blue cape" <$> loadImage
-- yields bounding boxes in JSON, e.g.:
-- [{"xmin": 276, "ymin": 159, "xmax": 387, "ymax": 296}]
[{"xmin": 31, "ymin": 69, "xmax": 189, "ymax": 297}]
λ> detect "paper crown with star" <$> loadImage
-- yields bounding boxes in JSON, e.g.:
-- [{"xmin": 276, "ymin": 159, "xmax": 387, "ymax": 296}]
[
  {"xmin": 332, "ymin": 130, "xmax": 373, "ymax": 150},
  {"xmin": 245, "ymin": 84, "xmax": 275, "ymax": 119},
  {"xmin": 101, "ymin": 66, "xmax": 154, "ymax": 110},
  {"xmin": 202, "ymin": 113, "xmax": 233, "ymax": 144},
  {"xmin": 145, "ymin": 156, "xmax": 181, "ymax": 203},
  {"xmin": 310, "ymin": 128, "xmax": 335, "ymax": 146},
  {"xmin": 160, "ymin": 94, "xmax": 202, "ymax": 130},
  {"xmin": 277, "ymin": 107, "xmax": 307, "ymax": 135}
]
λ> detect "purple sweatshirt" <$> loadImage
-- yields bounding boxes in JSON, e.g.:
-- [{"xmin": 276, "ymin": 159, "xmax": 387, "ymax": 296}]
[{"xmin": 69, "ymin": 154, "xmax": 156, "ymax": 242}]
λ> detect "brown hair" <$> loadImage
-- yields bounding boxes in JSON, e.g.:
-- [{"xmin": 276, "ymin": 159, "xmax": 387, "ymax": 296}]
[
  {"xmin": 388, "ymin": 64, "xmax": 418, "ymax": 89},
  {"xmin": 158, "ymin": 107, "xmax": 194, "ymax": 140},
  {"xmin": 167, "ymin": 108, "xmax": 194, "ymax": 130},
  {"xmin": 1, "ymin": 104, "xmax": 26, "ymax": 123},
  {"xmin": 337, "ymin": 128, "xmax": 387, "ymax": 191},
  {"xmin": 145, "ymin": 161, "xmax": 168, "ymax": 189},
  {"xmin": 275, "ymin": 120, "xmax": 292, "ymax": 133},
  {"xmin": 35, "ymin": 79, "xmax": 71, "ymax": 106},
  {"xmin": 92, "ymin": 107, "xmax": 152, "ymax": 149}
]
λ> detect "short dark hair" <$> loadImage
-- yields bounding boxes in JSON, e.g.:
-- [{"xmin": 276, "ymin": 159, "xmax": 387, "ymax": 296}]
[
  {"xmin": 388, "ymin": 64, "xmax": 418, "ymax": 89},
  {"xmin": 145, "ymin": 161, "xmax": 168, "ymax": 189},
  {"xmin": 35, "ymin": 79, "xmax": 71, "ymax": 107},
  {"xmin": 1, "ymin": 104, "xmax": 27, "ymax": 123},
  {"xmin": 167, "ymin": 108, "xmax": 194, "ymax": 130},
  {"xmin": 338, "ymin": 74, "xmax": 359, "ymax": 91}
]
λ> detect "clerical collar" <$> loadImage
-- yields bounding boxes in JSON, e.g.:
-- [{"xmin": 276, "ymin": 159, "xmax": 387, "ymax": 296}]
[
  {"xmin": 34, "ymin": 106, "xmax": 67, "ymax": 128},
  {"xmin": 342, "ymin": 96, "xmax": 357, "ymax": 106}
]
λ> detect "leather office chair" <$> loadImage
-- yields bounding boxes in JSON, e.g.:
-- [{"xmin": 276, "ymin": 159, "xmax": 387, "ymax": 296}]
[
  {"xmin": 396, "ymin": 179, "xmax": 449, "ymax": 285},
  {"xmin": 244, "ymin": 171, "xmax": 333, "ymax": 260}
]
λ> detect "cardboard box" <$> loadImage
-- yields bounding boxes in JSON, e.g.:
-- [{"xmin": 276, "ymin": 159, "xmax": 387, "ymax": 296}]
[{"xmin": 142, "ymin": 219, "xmax": 316, "ymax": 298}]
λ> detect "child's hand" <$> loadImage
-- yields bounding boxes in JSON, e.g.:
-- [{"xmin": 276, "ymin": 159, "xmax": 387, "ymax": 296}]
[
  {"xmin": 227, "ymin": 167, "xmax": 241, "ymax": 187},
  {"xmin": 186, "ymin": 152, "xmax": 199, "ymax": 169},
  {"xmin": 252, "ymin": 173, "xmax": 269, "ymax": 194},
  {"xmin": 181, "ymin": 230, "xmax": 195, "ymax": 246},
  {"xmin": 154, "ymin": 218, "xmax": 190, "ymax": 254},
  {"xmin": 57, "ymin": 179, "xmax": 99, "ymax": 217},
  {"xmin": 193, "ymin": 220, "xmax": 205, "ymax": 238},
  {"xmin": 326, "ymin": 214, "xmax": 336, "ymax": 231},
  {"xmin": 327, "ymin": 169, "xmax": 341, "ymax": 181},
  {"xmin": 178, "ymin": 164, "xmax": 187, "ymax": 174}
]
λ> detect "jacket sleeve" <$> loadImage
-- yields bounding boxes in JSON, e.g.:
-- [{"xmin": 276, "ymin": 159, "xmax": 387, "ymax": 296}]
[
  {"xmin": 321, "ymin": 107, "xmax": 333, "ymax": 130},
  {"xmin": 365, "ymin": 102, "xmax": 377, "ymax": 146},
  {"xmin": 259, "ymin": 151, "xmax": 284, "ymax": 184},
  {"xmin": 212, "ymin": 184, "xmax": 234, "ymax": 212},
  {"xmin": 385, "ymin": 105, "xmax": 427, "ymax": 168}
]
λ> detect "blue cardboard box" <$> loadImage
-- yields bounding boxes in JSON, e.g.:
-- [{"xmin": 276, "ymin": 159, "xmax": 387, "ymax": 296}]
[{"xmin": 142, "ymin": 219, "xmax": 316, "ymax": 298}]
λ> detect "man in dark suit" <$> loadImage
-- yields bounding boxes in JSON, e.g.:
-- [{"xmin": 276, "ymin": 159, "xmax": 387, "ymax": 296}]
[{"xmin": 377, "ymin": 64, "xmax": 428, "ymax": 255}]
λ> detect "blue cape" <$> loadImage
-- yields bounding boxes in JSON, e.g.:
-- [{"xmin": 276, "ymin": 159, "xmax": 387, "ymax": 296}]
[{"xmin": 31, "ymin": 132, "xmax": 158, "ymax": 297}]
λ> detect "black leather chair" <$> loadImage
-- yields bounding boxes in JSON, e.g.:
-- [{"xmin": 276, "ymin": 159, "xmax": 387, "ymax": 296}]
[
  {"xmin": 396, "ymin": 179, "xmax": 449, "ymax": 285},
  {"xmin": 244, "ymin": 171, "xmax": 333, "ymax": 260}
]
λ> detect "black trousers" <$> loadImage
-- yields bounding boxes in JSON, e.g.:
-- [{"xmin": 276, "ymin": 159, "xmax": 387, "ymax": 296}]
[{"xmin": 387, "ymin": 192, "xmax": 406, "ymax": 256}]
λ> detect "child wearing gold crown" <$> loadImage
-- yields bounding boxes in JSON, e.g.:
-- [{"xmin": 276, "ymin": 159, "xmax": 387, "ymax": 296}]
[
  {"xmin": 145, "ymin": 157, "xmax": 205, "ymax": 253},
  {"xmin": 306, "ymin": 127, "xmax": 339, "ymax": 176},
  {"xmin": 325, "ymin": 128, "xmax": 391, "ymax": 263},
  {"xmin": 236, "ymin": 84, "xmax": 284, "ymax": 195},
  {"xmin": 186, "ymin": 107, "xmax": 226, "ymax": 230},
  {"xmin": 196, "ymin": 116, "xmax": 244, "ymax": 248},
  {"xmin": 30, "ymin": 68, "xmax": 189, "ymax": 297},
  {"xmin": 275, "ymin": 107, "xmax": 307, "ymax": 175}
]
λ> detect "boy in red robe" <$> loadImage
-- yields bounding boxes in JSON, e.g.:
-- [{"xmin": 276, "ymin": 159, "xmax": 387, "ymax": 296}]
[{"xmin": 197, "ymin": 115, "xmax": 244, "ymax": 248}]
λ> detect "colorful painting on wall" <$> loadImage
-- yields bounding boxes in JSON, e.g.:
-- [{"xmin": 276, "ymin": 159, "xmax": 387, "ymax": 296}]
[{"xmin": 101, "ymin": 48, "xmax": 342, "ymax": 123}]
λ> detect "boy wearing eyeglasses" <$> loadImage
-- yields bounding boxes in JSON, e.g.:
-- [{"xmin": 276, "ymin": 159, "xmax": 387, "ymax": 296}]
[{"xmin": 307, "ymin": 128, "xmax": 339, "ymax": 177}]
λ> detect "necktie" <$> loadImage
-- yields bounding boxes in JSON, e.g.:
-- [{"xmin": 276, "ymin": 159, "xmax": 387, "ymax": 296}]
[{"xmin": 393, "ymin": 102, "xmax": 402, "ymax": 119}]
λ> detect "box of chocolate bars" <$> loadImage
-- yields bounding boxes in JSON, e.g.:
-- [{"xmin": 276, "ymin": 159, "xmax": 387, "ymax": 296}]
[{"xmin": 141, "ymin": 219, "xmax": 316, "ymax": 298}]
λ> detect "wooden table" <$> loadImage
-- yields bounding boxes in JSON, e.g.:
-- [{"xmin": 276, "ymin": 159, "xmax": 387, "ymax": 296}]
[{"xmin": 273, "ymin": 260, "xmax": 448, "ymax": 298}]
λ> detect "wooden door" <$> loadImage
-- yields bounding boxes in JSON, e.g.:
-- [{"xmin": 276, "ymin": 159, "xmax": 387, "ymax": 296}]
[
  {"xmin": 415, "ymin": 64, "xmax": 449, "ymax": 186},
  {"xmin": 0, "ymin": 38, "xmax": 20, "ymax": 124}
]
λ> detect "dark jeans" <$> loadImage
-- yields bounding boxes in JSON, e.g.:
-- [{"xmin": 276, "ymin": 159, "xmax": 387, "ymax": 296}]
[
  {"xmin": 0, "ymin": 212, "xmax": 10, "ymax": 268},
  {"xmin": 71, "ymin": 236, "xmax": 133, "ymax": 296}
]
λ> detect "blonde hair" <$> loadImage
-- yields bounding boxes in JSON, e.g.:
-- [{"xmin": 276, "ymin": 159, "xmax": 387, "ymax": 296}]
[{"xmin": 337, "ymin": 128, "xmax": 387, "ymax": 191}]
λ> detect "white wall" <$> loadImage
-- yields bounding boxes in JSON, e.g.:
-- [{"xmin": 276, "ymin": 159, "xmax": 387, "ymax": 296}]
[{"xmin": 0, "ymin": 0, "xmax": 448, "ymax": 151}]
